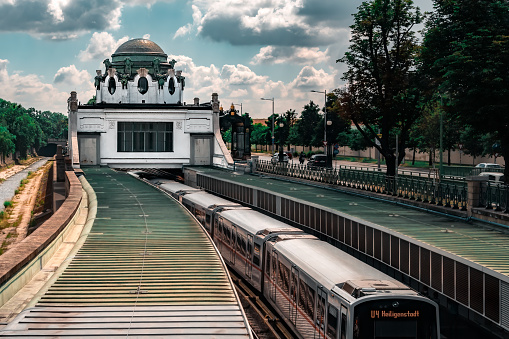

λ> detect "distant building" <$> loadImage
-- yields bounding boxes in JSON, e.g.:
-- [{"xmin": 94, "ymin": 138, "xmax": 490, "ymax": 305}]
[{"xmin": 67, "ymin": 38, "xmax": 231, "ymax": 169}]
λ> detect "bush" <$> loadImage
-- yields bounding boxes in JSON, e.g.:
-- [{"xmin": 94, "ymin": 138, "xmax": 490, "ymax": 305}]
[
  {"xmin": 3, "ymin": 201, "xmax": 12, "ymax": 208},
  {"xmin": 14, "ymin": 189, "xmax": 19, "ymax": 195}
]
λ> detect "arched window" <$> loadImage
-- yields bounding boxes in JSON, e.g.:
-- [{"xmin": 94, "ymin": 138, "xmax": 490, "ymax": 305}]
[
  {"xmin": 108, "ymin": 77, "xmax": 116, "ymax": 95},
  {"xmin": 168, "ymin": 77, "xmax": 175, "ymax": 95},
  {"xmin": 138, "ymin": 77, "xmax": 149, "ymax": 95}
]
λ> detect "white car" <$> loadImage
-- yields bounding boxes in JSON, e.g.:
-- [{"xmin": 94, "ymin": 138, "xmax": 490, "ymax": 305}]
[
  {"xmin": 271, "ymin": 152, "xmax": 289, "ymax": 164},
  {"xmin": 479, "ymin": 172, "xmax": 505, "ymax": 183},
  {"xmin": 475, "ymin": 163, "xmax": 501, "ymax": 169}
]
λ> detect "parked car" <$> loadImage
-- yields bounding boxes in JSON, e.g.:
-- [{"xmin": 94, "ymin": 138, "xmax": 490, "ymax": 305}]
[
  {"xmin": 475, "ymin": 163, "xmax": 501, "ymax": 169},
  {"xmin": 307, "ymin": 154, "xmax": 327, "ymax": 168},
  {"xmin": 479, "ymin": 172, "xmax": 505, "ymax": 183},
  {"xmin": 271, "ymin": 152, "xmax": 289, "ymax": 164}
]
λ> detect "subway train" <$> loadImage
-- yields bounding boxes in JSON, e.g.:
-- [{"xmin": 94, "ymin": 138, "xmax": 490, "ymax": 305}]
[{"xmin": 142, "ymin": 176, "xmax": 440, "ymax": 339}]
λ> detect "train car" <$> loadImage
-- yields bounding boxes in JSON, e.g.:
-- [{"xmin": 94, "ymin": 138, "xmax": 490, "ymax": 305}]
[
  {"xmin": 264, "ymin": 235, "xmax": 440, "ymax": 339},
  {"xmin": 150, "ymin": 178, "xmax": 440, "ymax": 339},
  {"xmin": 147, "ymin": 178, "xmax": 202, "ymax": 201},
  {"xmin": 214, "ymin": 208, "xmax": 305, "ymax": 291}
]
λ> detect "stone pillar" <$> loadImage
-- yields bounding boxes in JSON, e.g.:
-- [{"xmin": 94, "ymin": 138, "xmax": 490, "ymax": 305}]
[
  {"xmin": 467, "ymin": 176, "xmax": 487, "ymax": 217},
  {"xmin": 55, "ymin": 145, "xmax": 65, "ymax": 182},
  {"xmin": 67, "ymin": 91, "xmax": 80, "ymax": 168}
]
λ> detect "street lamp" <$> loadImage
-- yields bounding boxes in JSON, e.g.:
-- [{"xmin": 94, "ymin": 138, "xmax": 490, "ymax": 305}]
[
  {"xmin": 261, "ymin": 97, "xmax": 275, "ymax": 154},
  {"xmin": 233, "ymin": 103, "xmax": 242, "ymax": 116},
  {"xmin": 278, "ymin": 120, "xmax": 285, "ymax": 162},
  {"xmin": 311, "ymin": 89, "xmax": 330, "ymax": 167}
]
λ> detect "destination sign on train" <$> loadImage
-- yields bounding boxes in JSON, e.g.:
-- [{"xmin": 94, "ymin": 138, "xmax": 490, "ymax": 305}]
[{"xmin": 371, "ymin": 310, "xmax": 420, "ymax": 319}]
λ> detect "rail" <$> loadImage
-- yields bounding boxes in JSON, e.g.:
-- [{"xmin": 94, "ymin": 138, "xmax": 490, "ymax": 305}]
[
  {"xmin": 479, "ymin": 182, "xmax": 509, "ymax": 213},
  {"xmin": 255, "ymin": 160, "xmax": 468, "ymax": 210}
]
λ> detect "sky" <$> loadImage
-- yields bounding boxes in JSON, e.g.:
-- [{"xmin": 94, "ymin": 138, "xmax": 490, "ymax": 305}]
[{"xmin": 0, "ymin": 0, "xmax": 433, "ymax": 119}]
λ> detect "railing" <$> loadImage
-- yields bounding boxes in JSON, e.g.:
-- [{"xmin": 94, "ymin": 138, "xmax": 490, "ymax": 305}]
[
  {"xmin": 255, "ymin": 160, "xmax": 468, "ymax": 210},
  {"xmin": 479, "ymin": 182, "xmax": 509, "ymax": 213}
]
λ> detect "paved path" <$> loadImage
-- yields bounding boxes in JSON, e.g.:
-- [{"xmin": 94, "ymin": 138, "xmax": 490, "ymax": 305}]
[{"xmin": 0, "ymin": 158, "xmax": 50, "ymax": 211}]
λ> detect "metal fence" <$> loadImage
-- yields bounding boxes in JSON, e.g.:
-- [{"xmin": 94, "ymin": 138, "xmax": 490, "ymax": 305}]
[
  {"xmin": 480, "ymin": 182, "xmax": 509, "ymax": 213},
  {"xmin": 255, "ymin": 160, "xmax": 468, "ymax": 210}
]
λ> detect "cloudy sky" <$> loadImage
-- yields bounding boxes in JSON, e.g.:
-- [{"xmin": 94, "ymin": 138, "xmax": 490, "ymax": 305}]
[{"xmin": 0, "ymin": 0, "xmax": 433, "ymax": 118}]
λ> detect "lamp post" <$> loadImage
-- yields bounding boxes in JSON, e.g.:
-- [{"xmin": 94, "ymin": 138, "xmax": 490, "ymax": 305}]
[
  {"xmin": 439, "ymin": 94, "xmax": 444, "ymax": 180},
  {"xmin": 278, "ymin": 120, "xmax": 285, "ymax": 162},
  {"xmin": 233, "ymin": 103, "xmax": 242, "ymax": 116},
  {"xmin": 311, "ymin": 89, "xmax": 329, "ymax": 167},
  {"xmin": 261, "ymin": 97, "xmax": 275, "ymax": 154}
]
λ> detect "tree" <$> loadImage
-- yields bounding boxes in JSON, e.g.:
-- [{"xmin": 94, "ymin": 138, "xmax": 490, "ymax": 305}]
[
  {"xmin": 250, "ymin": 123, "xmax": 270, "ymax": 151},
  {"xmin": 420, "ymin": 0, "xmax": 509, "ymax": 175},
  {"xmin": 293, "ymin": 101, "xmax": 322, "ymax": 151},
  {"xmin": 0, "ymin": 126, "xmax": 15, "ymax": 163},
  {"xmin": 336, "ymin": 0, "xmax": 423, "ymax": 176}
]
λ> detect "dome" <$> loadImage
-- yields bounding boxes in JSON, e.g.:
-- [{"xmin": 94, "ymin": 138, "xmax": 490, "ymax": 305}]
[{"xmin": 113, "ymin": 38, "xmax": 166, "ymax": 56}]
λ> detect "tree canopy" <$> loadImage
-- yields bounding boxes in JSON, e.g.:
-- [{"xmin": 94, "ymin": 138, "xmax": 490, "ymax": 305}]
[
  {"xmin": 0, "ymin": 98, "xmax": 67, "ymax": 160},
  {"xmin": 336, "ymin": 0, "xmax": 423, "ymax": 175}
]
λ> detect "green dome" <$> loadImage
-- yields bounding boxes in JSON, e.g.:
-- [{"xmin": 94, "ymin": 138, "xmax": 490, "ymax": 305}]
[
  {"xmin": 108, "ymin": 38, "xmax": 173, "ymax": 76},
  {"xmin": 113, "ymin": 39, "xmax": 166, "ymax": 57}
]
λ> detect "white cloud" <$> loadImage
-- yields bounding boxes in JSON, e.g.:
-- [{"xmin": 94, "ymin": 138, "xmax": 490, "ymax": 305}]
[
  {"xmin": 0, "ymin": 0, "xmax": 123, "ymax": 39},
  {"xmin": 79, "ymin": 32, "xmax": 129, "ymax": 62},
  {"xmin": 251, "ymin": 46, "xmax": 329, "ymax": 65},
  {"xmin": 183, "ymin": 0, "xmax": 350, "ymax": 47},
  {"xmin": 230, "ymin": 88, "xmax": 248, "ymax": 97},
  {"xmin": 54, "ymin": 65, "xmax": 91, "ymax": 86},
  {"xmin": 289, "ymin": 66, "xmax": 335, "ymax": 90},
  {"xmin": 0, "ymin": 59, "xmax": 70, "ymax": 113},
  {"xmin": 165, "ymin": 54, "xmax": 338, "ymax": 118},
  {"xmin": 123, "ymin": 0, "xmax": 174, "ymax": 7},
  {"xmin": 174, "ymin": 5, "xmax": 202, "ymax": 39},
  {"xmin": 143, "ymin": 33, "xmax": 151, "ymax": 40}
]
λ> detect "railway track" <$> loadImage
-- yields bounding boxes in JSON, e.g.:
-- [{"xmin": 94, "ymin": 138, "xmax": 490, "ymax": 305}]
[{"xmin": 230, "ymin": 269, "xmax": 295, "ymax": 339}]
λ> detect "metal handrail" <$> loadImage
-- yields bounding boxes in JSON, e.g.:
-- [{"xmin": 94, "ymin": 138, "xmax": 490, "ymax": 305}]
[{"xmin": 255, "ymin": 159, "xmax": 469, "ymax": 210}]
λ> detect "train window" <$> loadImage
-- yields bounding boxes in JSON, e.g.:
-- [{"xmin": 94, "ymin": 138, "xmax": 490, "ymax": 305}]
[
  {"xmin": 316, "ymin": 288, "xmax": 326, "ymax": 331},
  {"xmin": 278, "ymin": 261, "xmax": 290, "ymax": 294},
  {"xmin": 299, "ymin": 279, "xmax": 315, "ymax": 321},
  {"xmin": 253, "ymin": 243, "xmax": 260, "ymax": 266},
  {"xmin": 327, "ymin": 305, "xmax": 338, "ymax": 338},
  {"xmin": 206, "ymin": 214, "xmax": 210, "ymax": 225}
]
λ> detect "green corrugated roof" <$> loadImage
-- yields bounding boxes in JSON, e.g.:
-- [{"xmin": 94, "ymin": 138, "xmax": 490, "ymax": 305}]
[
  {"xmin": 38, "ymin": 168, "xmax": 236, "ymax": 306},
  {"xmin": 198, "ymin": 168, "xmax": 509, "ymax": 277}
]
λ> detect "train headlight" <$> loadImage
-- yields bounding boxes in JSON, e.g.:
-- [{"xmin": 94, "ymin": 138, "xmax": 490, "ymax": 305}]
[{"xmin": 392, "ymin": 301, "xmax": 399, "ymax": 308}]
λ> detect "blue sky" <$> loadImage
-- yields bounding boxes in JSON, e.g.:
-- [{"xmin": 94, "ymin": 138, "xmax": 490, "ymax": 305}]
[{"xmin": 0, "ymin": 0, "xmax": 433, "ymax": 118}]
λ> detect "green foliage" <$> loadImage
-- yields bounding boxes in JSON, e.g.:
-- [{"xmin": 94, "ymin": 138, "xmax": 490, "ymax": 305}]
[
  {"xmin": 420, "ymin": 0, "xmax": 509, "ymax": 173},
  {"xmin": 221, "ymin": 129, "xmax": 231, "ymax": 143},
  {"xmin": 336, "ymin": 0, "xmax": 423, "ymax": 175},
  {"xmin": 291, "ymin": 101, "xmax": 322, "ymax": 149},
  {"xmin": 0, "ymin": 98, "xmax": 67, "ymax": 159},
  {"xmin": 0, "ymin": 126, "xmax": 15, "ymax": 158},
  {"xmin": 3, "ymin": 201, "xmax": 12, "ymax": 208},
  {"xmin": 250, "ymin": 123, "xmax": 270, "ymax": 146}
]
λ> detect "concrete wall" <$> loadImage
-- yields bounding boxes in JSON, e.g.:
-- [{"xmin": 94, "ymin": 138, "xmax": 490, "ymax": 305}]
[{"xmin": 0, "ymin": 171, "xmax": 82, "ymax": 304}]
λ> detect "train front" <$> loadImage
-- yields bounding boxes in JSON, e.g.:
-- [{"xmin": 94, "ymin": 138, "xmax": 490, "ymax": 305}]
[{"xmin": 346, "ymin": 280, "xmax": 439, "ymax": 339}]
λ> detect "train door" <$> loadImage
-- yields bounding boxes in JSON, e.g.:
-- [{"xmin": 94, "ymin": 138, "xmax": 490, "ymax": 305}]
[
  {"xmin": 339, "ymin": 305, "xmax": 348, "ymax": 339},
  {"xmin": 326, "ymin": 304, "xmax": 339, "ymax": 339},
  {"xmin": 290, "ymin": 266, "xmax": 300, "ymax": 325},
  {"xmin": 315, "ymin": 286, "xmax": 327, "ymax": 339},
  {"xmin": 270, "ymin": 251, "xmax": 278, "ymax": 302},
  {"xmin": 246, "ymin": 234, "xmax": 253, "ymax": 279}
]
